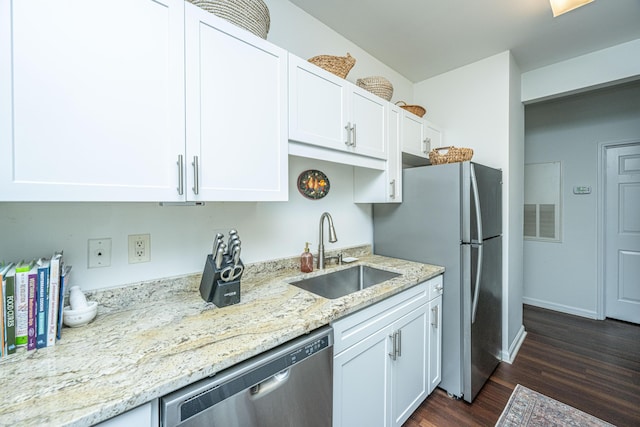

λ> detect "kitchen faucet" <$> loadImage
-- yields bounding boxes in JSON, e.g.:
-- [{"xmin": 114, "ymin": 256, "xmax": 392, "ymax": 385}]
[{"xmin": 317, "ymin": 212, "xmax": 338, "ymax": 269}]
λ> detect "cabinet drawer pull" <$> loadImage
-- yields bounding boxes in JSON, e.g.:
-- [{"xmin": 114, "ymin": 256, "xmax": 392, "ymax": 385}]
[
  {"xmin": 192, "ymin": 156, "xmax": 199, "ymax": 195},
  {"xmin": 177, "ymin": 154, "xmax": 184, "ymax": 195},
  {"xmin": 390, "ymin": 179, "xmax": 396, "ymax": 199},
  {"xmin": 344, "ymin": 122, "xmax": 352, "ymax": 146},
  {"xmin": 388, "ymin": 332, "xmax": 397, "ymax": 360},
  {"xmin": 431, "ymin": 305, "xmax": 439, "ymax": 329},
  {"xmin": 397, "ymin": 329, "xmax": 402, "ymax": 357},
  {"xmin": 352, "ymin": 123, "xmax": 357, "ymax": 147},
  {"xmin": 422, "ymin": 137, "xmax": 431, "ymax": 154}
]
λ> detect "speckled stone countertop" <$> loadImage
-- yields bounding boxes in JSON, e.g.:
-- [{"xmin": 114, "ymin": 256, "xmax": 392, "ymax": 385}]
[{"xmin": 0, "ymin": 246, "xmax": 444, "ymax": 426}]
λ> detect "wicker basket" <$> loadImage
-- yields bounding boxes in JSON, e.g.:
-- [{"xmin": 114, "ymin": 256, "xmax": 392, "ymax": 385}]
[
  {"xmin": 356, "ymin": 76, "xmax": 393, "ymax": 101},
  {"xmin": 429, "ymin": 146, "xmax": 474, "ymax": 165},
  {"xmin": 395, "ymin": 101, "xmax": 426, "ymax": 118},
  {"xmin": 188, "ymin": 0, "xmax": 270, "ymax": 39},
  {"xmin": 308, "ymin": 53, "xmax": 356, "ymax": 79}
]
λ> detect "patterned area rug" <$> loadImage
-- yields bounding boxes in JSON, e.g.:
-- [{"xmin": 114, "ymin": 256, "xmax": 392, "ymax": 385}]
[{"xmin": 496, "ymin": 384, "xmax": 615, "ymax": 426}]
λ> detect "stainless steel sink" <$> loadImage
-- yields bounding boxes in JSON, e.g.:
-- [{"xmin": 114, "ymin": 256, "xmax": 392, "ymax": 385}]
[{"xmin": 288, "ymin": 265, "xmax": 401, "ymax": 299}]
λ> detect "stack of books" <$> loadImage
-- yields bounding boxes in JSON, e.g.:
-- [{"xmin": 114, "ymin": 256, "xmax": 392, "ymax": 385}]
[{"xmin": 0, "ymin": 252, "xmax": 72, "ymax": 357}]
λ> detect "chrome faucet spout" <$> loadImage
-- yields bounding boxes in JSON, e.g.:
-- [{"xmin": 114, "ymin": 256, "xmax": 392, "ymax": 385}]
[{"xmin": 318, "ymin": 212, "xmax": 338, "ymax": 269}]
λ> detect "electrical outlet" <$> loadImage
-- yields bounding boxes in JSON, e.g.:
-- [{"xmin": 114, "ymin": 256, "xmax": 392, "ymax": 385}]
[
  {"xmin": 128, "ymin": 234, "xmax": 151, "ymax": 264},
  {"xmin": 88, "ymin": 238, "xmax": 112, "ymax": 268}
]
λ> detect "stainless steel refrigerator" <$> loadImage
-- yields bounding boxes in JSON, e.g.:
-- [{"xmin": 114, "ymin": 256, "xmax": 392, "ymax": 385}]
[{"xmin": 373, "ymin": 161, "xmax": 502, "ymax": 403}]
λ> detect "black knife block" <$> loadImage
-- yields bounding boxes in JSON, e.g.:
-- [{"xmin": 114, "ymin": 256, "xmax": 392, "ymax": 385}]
[{"xmin": 199, "ymin": 254, "xmax": 242, "ymax": 307}]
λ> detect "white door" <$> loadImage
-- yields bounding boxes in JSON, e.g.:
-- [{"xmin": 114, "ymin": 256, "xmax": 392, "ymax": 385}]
[
  {"xmin": 349, "ymin": 87, "xmax": 387, "ymax": 160},
  {"xmin": 0, "ymin": 0, "xmax": 185, "ymax": 201},
  {"xmin": 604, "ymin": 142, "xmax": 640, "ymax": 324},
  {"xmin": 428, "ymin": 295, "xmax": 442, "ymax": 394},
  {"xmin": 288, "ymin": 55, "xmax": 348, "ymax": 151},
  {"xmin": 390, "ymin": 305, "xmax": 428, "ymax": 427},
  {"xmin": 333, "ymin": 328, "xmax": 390, "ymax": 427},
  {"xmin": 185, "ymin": 3, "xmax": 288, "ymax": 201}
]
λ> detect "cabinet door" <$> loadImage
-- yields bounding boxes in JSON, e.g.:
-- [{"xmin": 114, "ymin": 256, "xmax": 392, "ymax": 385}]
[
  {"xmin": 185, "ymin": 4, "xmax": 288, "ymax": 201},
  {"xmin": 96, "ymin": 401, "xmax": 158, "ymax": 427},
  {"xmin": 0, "ymin": 0, "xmax": 185, "ymax": 201},
  {"xmin": 349, "ymin": 87, "xmax": 387, "ymax": 160},
  {"xmin": 401, "ymin": 112, "xmax": 429, "ymax": 159},
  {"xmin": 353, "ymin": 104, "xmax": 401, "ymax": 203},
  {"xmin": 428, "ymin": 295, "xmax": 443, "ymax": 394},
  {"xmin": 390, "ymin": 304, "xmax": 429, "ymax": 427},
  {"xmin": 288, "ymin": 54, "xmax": 347, "ymax": 151},
  {"xmin": 333, "ymin": 327, "xmax": 391, "ymax": 427}
]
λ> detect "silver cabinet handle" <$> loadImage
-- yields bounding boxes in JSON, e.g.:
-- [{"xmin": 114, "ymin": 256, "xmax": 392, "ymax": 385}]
[
  {"xmin": 344, "ymin": 122, "xmax": 352, "ymax": 146},
  {"xmin": 388, "ymin": 332, "xmax": 397, "ymax": 360},
  {"xmin": 431, "ymin": 305, "xmax": 439, "ymax": 329},
  {"xmin": 352, "ymin": 123, "xmax": 357, "ymax": 147},
  {"xmin": 422, "ymin": 137, "xmax": 431, "ymax": 154},
  {"xmin": 397, "ymin": 329, "xmax": 402, "ymax": 357},
  {"xmin": 177, "ymin": 154, "xmax": 184, "ymax": 195},
  {"xmin": 192, "ymin": 155, "xmax": 199, "ymax": 195},
  {"xmin": 390, "ymin": 179, "xmax": 396, "ymax": 199}
]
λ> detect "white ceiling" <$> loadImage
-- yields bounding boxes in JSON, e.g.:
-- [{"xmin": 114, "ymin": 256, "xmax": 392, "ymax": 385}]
[{"xmin": 288, "ymin": 0, "xmax": 640, "ymax": 83}]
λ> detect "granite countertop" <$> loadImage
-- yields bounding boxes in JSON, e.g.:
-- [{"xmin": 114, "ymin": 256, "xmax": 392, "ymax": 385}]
[{"xmin": 0, "ymin": 247, "xmax": 444, "ymax": 426}]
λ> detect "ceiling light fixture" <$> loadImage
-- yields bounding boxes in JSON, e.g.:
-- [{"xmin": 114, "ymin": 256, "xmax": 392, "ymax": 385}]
[{"xmin": 549, "ymin": 0, "xmax": 594, "ymax": 17}]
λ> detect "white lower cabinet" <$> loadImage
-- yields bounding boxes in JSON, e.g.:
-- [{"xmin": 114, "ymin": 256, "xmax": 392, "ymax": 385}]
[
  {"xmin": 332, "ymin": 275, "xmax": 443, "ymax": 427},
  {"xmin": 95, "ymin": 400, "xmax": 158, "ymax": 427}
]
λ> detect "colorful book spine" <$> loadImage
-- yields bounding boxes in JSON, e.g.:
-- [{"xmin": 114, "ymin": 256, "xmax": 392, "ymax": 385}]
[
  {"xmin": 0, "ymin": 263, "xmax": 13, "ymax": 357},
  {"xmin": 3, "ymin": 266, "xmax": 17, "ymax": 354},
  {"xmin": 56, "ymin": 264, "xmax": 71, "ymax": 340},
  {"xmin": 36, "ymin": 258, "xmax": 50, "ymax": 349},
  {"xmin": 27, "ymin": 266, "xmax": 38, "ymax": 350},
  {"xmin": 47, "ymin": 252, "xmax": 63, "ymax": 346},
  {"xmin": 14, "ymin": 260, "xmax": 34, "ymax": 347}
]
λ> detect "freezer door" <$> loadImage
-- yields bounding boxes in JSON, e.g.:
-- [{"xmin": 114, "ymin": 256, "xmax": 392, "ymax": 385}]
[
  {"xmin": 462, "ymin": 236, "xmax": 502, "ymax": 403},
  {"xmin": 466, "ymin": 163, "xmax": 502, "ymax": 242}
]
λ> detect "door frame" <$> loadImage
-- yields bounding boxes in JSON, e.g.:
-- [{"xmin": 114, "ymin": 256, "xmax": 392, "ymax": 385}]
[{"xmin": 597, "ymin": 139, "xmax": 640, "ymax": 320}]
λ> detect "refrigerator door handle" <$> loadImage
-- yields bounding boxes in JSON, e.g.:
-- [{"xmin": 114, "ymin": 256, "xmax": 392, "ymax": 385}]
[
  {"xmin": 470, "ymin": 163, "xmax": 483, "ymax": 243},
  {"xmin": 471, "ymin": 243, "xmax": 483, "ymax": 324}
]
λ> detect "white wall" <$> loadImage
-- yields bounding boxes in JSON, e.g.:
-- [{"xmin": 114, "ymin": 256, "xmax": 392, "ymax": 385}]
[
  {"xmin": 265, "ymin": 0, "xmax": 414, "ymax": 104},
  {"xmin": 524, "ymin": 80, "xmax": 640, "ymax": 318},
  {"xmin": 0, "ymin": 157, "xmax": 371, "ymax": 291},
  {"xmin": 412, "ymin": 51, "xmax": 526, "ymax": 361},
  {"xmin": 521, "ymin": 38, "xmax": 640, "ymax": 103}
]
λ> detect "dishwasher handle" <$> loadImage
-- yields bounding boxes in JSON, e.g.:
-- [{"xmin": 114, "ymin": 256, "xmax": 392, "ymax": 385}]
[{"xmin": 249, "ymin": 368, "xmax": 291, "ymax": 398}]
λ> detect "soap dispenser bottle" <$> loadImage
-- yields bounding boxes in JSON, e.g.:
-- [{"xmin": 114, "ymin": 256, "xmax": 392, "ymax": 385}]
[{"xmin": 301, "ymin": 242, "xmax": 313, "ymax": 273}]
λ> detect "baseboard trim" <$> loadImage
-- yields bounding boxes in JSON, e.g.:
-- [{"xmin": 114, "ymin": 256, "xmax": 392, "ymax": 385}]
[
  {"xmin": 502, "ymin": 324, "xmax": 526, "ymax": 364},
  {"xmin": 522, "ymin": 297, "xmax": 600, "ymax": 319}
]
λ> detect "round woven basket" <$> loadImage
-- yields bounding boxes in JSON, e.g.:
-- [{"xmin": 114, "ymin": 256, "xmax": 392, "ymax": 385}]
[
  {"xmin": 395, "ymin": 101, "xmax": 426, "ymax": 117},
  {"xmin": 308, "ymin": 53, "xmax": 356, "ymax": 79},
  {"xmin": 356, "ymin": 76, "xmax": 393, "ymax": 101},
  {"xmin": 429, "ymin": 146, "xmax": 474, "ymax": 164},
  {"xmin": 188, "ymin": 0, "xmax": 270, "ymax": 39}
]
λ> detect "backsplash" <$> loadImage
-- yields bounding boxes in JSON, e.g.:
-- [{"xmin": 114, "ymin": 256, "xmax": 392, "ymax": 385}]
[{"xmin": 0, "ymin": 157, "xmax": 372, "ymax": 292}]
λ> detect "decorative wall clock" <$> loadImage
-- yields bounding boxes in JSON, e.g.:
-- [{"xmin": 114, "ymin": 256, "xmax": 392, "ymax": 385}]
[{"xmin": 297, "ymin": 169, "xmax": 330, "ymax": 200}]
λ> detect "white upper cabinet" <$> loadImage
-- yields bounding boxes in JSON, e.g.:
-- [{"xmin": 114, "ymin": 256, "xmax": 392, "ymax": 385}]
[
  {"xmin": 0, "ymin": 0, "xmax": 186, "ymax": 201},
  {"xmin": 400, "ymin": 109, "xmax": 442, "ymax": 165},
  {"xmin": 0, "ymin": 0, "xmax": 287, "ymax": 202},
  {"xmin": 184, "ymin": 3, "xmax": 288, "ymax": 202},
  {"xmin": 288, "ymin": 54, "xmax": 387, "ymax": 170},
  {"xmin": 354, "ymin": 103, "xmax": 402, "ymax": 203}
]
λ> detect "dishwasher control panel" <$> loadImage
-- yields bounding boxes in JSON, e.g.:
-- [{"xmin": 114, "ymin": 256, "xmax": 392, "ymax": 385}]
[{"xmin": 286, "ymin": 335, "xmax": 330, "ymax": 366}]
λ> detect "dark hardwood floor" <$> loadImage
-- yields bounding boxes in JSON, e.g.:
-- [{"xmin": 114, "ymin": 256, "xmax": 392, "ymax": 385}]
[{"xmin": 404, "ymin": 304, "xmax": 640, "ymax": 427}]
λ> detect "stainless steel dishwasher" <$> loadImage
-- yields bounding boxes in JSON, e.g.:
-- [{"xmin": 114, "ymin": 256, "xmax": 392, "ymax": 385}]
[{"xmin": 161, "ymin": 326, "xmax": 333, "ymax": 427}]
